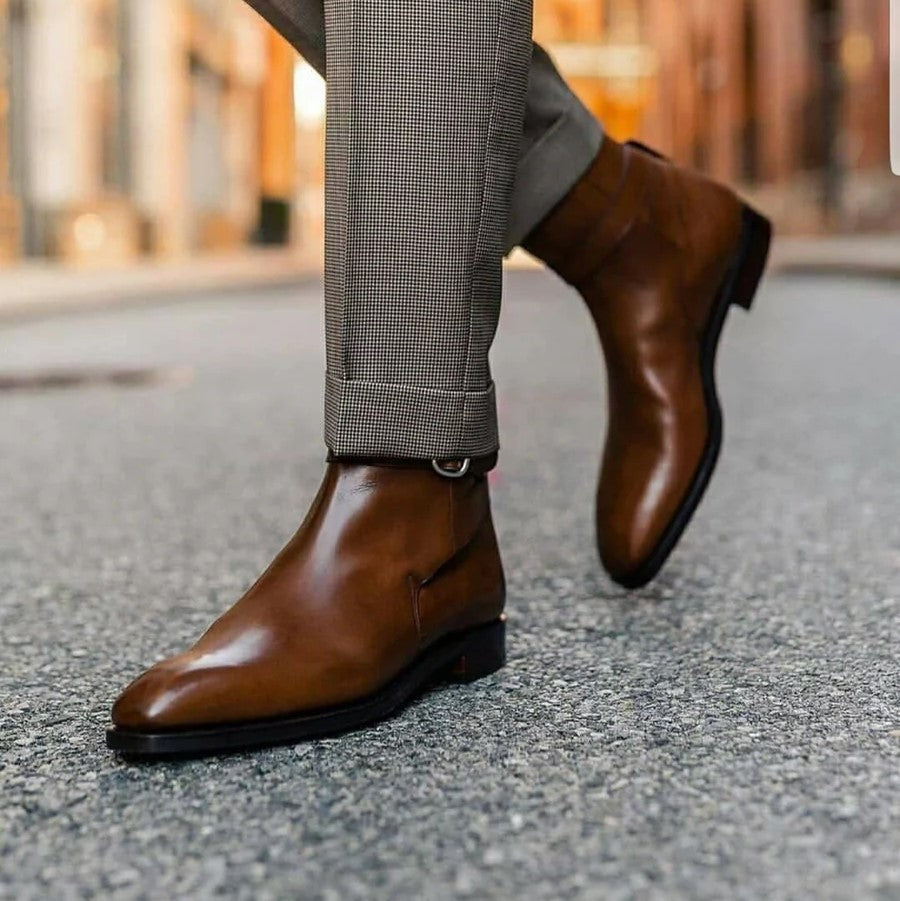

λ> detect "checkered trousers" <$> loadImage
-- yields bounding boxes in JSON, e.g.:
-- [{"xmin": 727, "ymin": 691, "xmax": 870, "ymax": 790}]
[
  {"xmin": 321, "ymin": 0, "xmax": 533, "ymax": 459},
  {"xmin": 243, "ymin": 2, "xmax": 603, "ymax": 256},
  {"xmin": 247, "ymin": 0, "xmax": 602, "ymax": 455}
]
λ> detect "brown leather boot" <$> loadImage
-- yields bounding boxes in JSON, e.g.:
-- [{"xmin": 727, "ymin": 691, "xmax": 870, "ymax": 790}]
[
  {"xmin": 523, "ymin": 137, "xmax": 771, "ymax": 589},
  {"xmin": 107, "ymin": 457, "xmax": 506, "ymax": 757}
]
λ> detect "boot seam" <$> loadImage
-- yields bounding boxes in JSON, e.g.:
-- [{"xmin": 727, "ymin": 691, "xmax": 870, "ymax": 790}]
[
  {"xmin": 412, "ymin": 509, "xmax": 498, "ymax": 645},
  {"xmin": 408, "ymin": 573, "xmax": 424, "ymax": 645},
  {"xmin": 573, "ymin": 172, "xmax": 651, "ymax": 293}
]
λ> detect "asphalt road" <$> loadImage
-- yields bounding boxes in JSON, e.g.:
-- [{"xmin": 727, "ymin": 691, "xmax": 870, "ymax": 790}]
[{"xmin": 1, "ymin": 270, "xmax": 899, "ymax": 900}]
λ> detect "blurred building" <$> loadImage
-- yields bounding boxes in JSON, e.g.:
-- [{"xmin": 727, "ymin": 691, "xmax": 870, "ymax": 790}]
[
  {"xmin": 0, "ymin": 0, "xmax": 894, "ymax": 267},
  {"xmin": 540, "ymin": 0, "xmax": 892, "ymax": 231},
  {"xmin": 0, "ymin": 0, "xmax": 295, "ymax": 265},
  {"xmin": 292, "ymin": 0, "xmax": 893, "ymax": 247}
]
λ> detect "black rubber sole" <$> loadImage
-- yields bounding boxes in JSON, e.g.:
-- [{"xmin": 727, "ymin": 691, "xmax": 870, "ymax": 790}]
[
  {"xmin": 614, "ymin": 205, "xmax": 772, "ymax": 590},
  {"xmin": 106, "ymin": 617, "xmax": 506, "ymax": 759}
]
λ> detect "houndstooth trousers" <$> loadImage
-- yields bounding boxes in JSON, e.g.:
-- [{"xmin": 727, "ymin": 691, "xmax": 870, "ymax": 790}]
[{"xmin": 244, "ymin": 0, "xmax": 603, "ymax": 459}]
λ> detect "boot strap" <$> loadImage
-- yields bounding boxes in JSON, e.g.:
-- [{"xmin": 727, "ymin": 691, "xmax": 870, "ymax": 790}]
[{"xmin": 327, "ymin": 452, "xmax": 497, "ymax": 478}]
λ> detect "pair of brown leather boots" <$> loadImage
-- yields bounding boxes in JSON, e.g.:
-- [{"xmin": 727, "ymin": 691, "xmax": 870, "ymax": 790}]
[{"xmin": 108, "ymin": 139, "xmax": 771, "ymax": 757}]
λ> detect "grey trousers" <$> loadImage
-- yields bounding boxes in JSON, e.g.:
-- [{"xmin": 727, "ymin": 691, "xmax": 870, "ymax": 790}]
[{"xmin": 245, "ymin": 0, "xmax": 603, "ymax": 459}]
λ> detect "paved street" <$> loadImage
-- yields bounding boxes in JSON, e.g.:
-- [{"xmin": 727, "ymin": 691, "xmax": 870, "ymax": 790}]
[{"xmin": 1, "ymin": 270, "xmax": 899, "ymax": 900}]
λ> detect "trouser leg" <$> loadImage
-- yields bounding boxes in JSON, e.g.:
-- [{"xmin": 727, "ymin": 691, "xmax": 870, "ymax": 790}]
[
  {"xmin": 242, "ymin": 0, "xmax": 603, "ymax": 250},
  {"xmin": 317, "ymin": 0, "xmax": 533, "ymax": 458}
]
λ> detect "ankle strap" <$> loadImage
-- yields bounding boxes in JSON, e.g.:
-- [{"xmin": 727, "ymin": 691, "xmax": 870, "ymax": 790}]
[{"xmin": 326, "ymin": 452, "xmax": 497, "ymax": 478}]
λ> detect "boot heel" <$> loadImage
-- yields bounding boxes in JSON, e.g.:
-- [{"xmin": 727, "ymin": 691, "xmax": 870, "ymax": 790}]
[
  {"xmin": 731, "ymin": 206, "xmax": 772, "ymax": 312},
  {"xmin": 446, "ymin": 618, "xmax": 506, "ymax": 684}
]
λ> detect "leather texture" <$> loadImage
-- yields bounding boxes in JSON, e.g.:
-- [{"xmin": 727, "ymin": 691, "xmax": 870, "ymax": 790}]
[
  {"xmin": 523, "ymin": 137, "xmax": 745, "ymax": 584},
  {"xmin": 111, "ymin": 462, "xmax": 505, "ymax": 730}
]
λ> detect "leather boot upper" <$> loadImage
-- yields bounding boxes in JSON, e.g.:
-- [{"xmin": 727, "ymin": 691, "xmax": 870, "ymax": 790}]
[
  {"xmin": 111, "ymin": 461, "xmax": 505, "ymax": 730},
  {"xmin": 523, "ymin": 137, "xmax": 745, "ymax": 584}
]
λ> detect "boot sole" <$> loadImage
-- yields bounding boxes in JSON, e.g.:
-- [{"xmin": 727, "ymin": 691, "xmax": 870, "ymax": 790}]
[
  {"xmin": 614, "ymin": 205, "xmax": 772, "ymax": 590},
  {"xmin": 106, "ymin": 617, "xmax": 505, "ymax": 759}
]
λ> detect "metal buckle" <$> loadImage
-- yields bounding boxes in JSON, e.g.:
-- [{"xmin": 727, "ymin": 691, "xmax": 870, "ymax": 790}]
[{"xmin": 431, "ymin": 458, "xmax": 471, "ymax": 479}]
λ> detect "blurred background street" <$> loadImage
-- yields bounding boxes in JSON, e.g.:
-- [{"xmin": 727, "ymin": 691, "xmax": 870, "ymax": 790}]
[
  {"xmin": 2, "ymin": 270, "xmax": 900, "ymax": 898},
  {"xmin": 0, "ymin": 0, "xmax": 896, "ymax": 277}
]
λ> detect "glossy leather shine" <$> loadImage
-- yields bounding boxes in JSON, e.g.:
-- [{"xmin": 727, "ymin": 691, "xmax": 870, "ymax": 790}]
[
  {"xmin": 524, "ymin": 137, "xmax": 745, "ymax": 585},
  {"xmin": 111, "ymin": 461, "xmax": 505, "ymax": 731}
]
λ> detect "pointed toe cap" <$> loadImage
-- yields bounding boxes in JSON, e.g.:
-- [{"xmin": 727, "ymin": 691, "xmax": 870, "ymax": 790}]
[
  {"xmin": 596, "ymin": 491, "xmax": 673, "ymax": 589},
  {"xmin": 111, "ymin": 662, "xmax": 198, "ymax": 731},
  {"xmin": 599, "ymin": 531, "xmax": 656, "ymax": 588}
]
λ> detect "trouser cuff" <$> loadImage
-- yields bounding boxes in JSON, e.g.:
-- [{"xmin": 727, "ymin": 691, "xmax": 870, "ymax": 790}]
[{"xmin": 324, "ymin": 373, "xmax": 500, "ymax": 459}]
